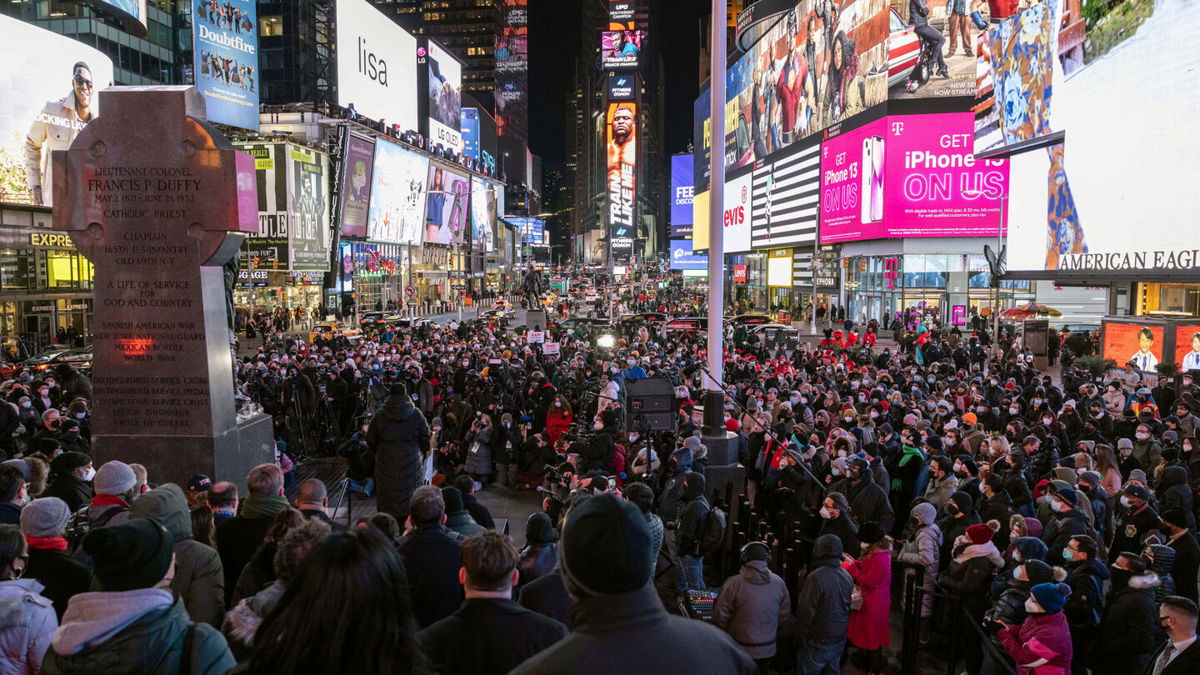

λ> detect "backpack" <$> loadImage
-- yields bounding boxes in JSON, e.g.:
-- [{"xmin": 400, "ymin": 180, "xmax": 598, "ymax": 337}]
[
  {"xmin": 700, "ymin": 502, "xmax": 727, "ymax": 554},
  {"xmin": 65, "ymin": 505, "xmax": 128, "ymax": 555}
]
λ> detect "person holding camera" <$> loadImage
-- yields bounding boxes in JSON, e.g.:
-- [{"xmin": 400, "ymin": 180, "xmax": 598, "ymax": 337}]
[{"xmin": 464, "ymin": 413, "xmax": 496, "ymax": 486}]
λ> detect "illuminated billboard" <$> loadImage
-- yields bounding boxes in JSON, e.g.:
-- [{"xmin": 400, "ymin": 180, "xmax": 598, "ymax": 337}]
[
  {"xmin": 670, "ymin": 154, "xmax": 694, "ymax": 237},
  {"xmin": 606, "ymin": 102, "xmax": 636, "ymax": 262},
  {"xmin": 289, "ymin": 147, "xmax": 330, "ymax": 272},
  {"xmin": 994, "ymin": 0, "xmax": 1200, "ymax": 275},
  {"xmin": 427, "ymin": 40, "xmax": 464, "ymax": 153},
  {"xmin": 236, "ymin": 143, "xmax": 289, "ymax": 271},
  {"xmin": 192, "ymin": 0, "xmax": 259, "ymax": 130},
  {"xmin": 602, "ymin": 30, "xmax": 644, "ymax": 70},
  {"xmin": 339, "ymin": 133, "xmax": 375, "ymax": 238},
  {"xmin": 335, "ymin": 0, "xmax": 419, "ymax": 131},
  {"xmin": 367, "ymin": 140, "xmax": 429, "ymax": 245},
  {"xmin": 471, "ymin": 177, "xmax": 497, "ymax": 253},
  {"xmin": 696, "ymin": 0, "xmax": 890, "ymax": 174},
  {"xmin": 819, "ymin": 113, "xmax": 1008, "ymax": 243},
  {"xmin": 607, "ymin": 73, "xmax": 635, "ymax": 100},
  {"xmin": 0, "ymin": 16, "xmax": 114, "ymax": 207},
  {"xmin": 670, "ymin": 239, "xmax": 706, "ymax": 271},
  {"xmin": 424, "ymin": 164, "xmax": 470, "ymax": 245},
  {"xmin": 886, "ymin": 5, "xmax": 975, "ymax": 101},
  {"xmin": 96, "ymin": 0, "xmax": 148, "ymax": 36},
  {"xmin": 496, "ymin": 0, "xmax": 529, "ymax": 140}
]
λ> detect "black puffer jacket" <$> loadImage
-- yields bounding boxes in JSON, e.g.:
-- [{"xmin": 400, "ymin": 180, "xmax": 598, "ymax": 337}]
[
  {"xmin": 795, "ymin": 534, "xmax": 853, "ymax": 641},
  {"xmin": 677, "ymin": 472, "xmax": 710, "ymax": 558},
  {"xmin": 1158, "ymin": 465, "xmax": 1196, "ymax": 530},
  {"xmin": 368, "ymin": 394, "xmax": 431, "ymax": 522}
]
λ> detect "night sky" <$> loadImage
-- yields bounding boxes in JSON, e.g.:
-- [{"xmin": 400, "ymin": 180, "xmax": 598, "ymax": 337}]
[{"xmin": 529, "ymin": 0, "xmax": 707, "ymax": 165}]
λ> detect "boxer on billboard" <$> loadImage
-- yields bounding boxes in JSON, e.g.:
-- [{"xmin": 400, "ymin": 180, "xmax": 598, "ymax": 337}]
[{"xmin": 24, "ymin": 62, "xmax": 95, "ymax": 206}]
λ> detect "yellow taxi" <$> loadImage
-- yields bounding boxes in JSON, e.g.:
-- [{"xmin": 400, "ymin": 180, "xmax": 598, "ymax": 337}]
[{"xmin": 308, "ymin": 322, "xmax": 364, "ymax": 343}]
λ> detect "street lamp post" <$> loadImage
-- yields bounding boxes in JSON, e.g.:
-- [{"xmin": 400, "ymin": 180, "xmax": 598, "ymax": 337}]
[{"xmin": 702, "ymin": 0, "xmax": 726, "ymax": 437}]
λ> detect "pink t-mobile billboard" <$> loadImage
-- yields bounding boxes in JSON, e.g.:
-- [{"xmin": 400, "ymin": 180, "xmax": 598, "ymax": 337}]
[{"xmin": 819, "ymin": 112, "xmax": 1009, "ymax": 243}]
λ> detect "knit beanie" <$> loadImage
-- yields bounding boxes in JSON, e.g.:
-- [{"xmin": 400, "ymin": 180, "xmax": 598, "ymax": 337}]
[
  {"xmin": 912, "ymin": 502, "xmax": 937, "ymax": 526},
  {"xmin": 1054, "ymin": 487, "xmax": 1078, "ymax": 507},
  {"xmin": 1030, "ymin": 582, "xmax": 1071, "ymax": 613},
  {"xmin": 966, "ymin": 523, "xmax": 994, "ymax": 545},
  {"xmin": 1022, "ymin": 559, "xmax": 1055, "ymax": 585},
  {"xmin": 560, "ymin": 493, "xmax": 652, "ymax": 595},
  {"xmin": 440, "ymin": 486, "xmax": 466, "ymax": 514},
  {"xmin": 950, "ymin": 491, "xmax": 974, "ymax": 513},
  {"xmin": 858, "ymin": 522, "xmax": 885, "ymax": 545},
  {"xmin": 94, "ymin": 460, "xmax": 137, "ymax": 496},
  {"xmin": 20, "ymin": 497, "xmax": 71, "ymax": 538},
  {"xmin": 1, "ymin": 459, "xmax": 33, "ymax": 483},
  {"xmin": 83, "ymin": 519, "xmax": 174, "ymax": 591}
]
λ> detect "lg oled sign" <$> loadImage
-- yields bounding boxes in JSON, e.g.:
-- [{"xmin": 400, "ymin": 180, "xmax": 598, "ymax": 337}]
[{"xmin": 335, "ymin": 0, "xmax": 418, "ymax": 132}]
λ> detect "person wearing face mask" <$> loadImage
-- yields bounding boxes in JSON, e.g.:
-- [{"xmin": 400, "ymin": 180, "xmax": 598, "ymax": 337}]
[
  {"xmin": 21, "ymin": 498, "xmax": 90, "ymax": 623},
  {"xmin": 818, "ymin": 492, "xmax": 860, "ymax": 556},
  {"xmin": 41, "ymin": 453, "xmax": 93, "ymax": 515},
  {"xmin": 897, "ymin": 502, "xmax": 941, "ymax": 643},
  {"xmin": 41, "ymin": 518, "xmax": 236, "ymax": 673},
  {"xmin": 922, "ymin": 455, "xmax": 959, "ymax": 512},
  {"xmin": 1042, "ymin": 488, "xmax": 1090, "ymax": 567},
  {"xmin": 30, "ymin": 383, "xmax": 55, "ymax": 417},
  {"xmin": 1131, "ymin": 424, "xmax": 1163, "ymax": 472},
  {"xmin": 1146, "ymin": 596, "xmax": 1200, "ymax": 675},
  {"xmin": 1061, "ymin": 535, "xmax": 1107, "ymax": 673},
  {"xmin": 937, "ymin": 523, "xmax": 1003, "ymax": 674},
  {"xmin": 835, "ymin": 457, "xmax": 894, "ymax": 534},
  {"xmin": 938, "ymin": 492, "xmax": 980, "ymax": 570},
  {"xmin": 1111, "ymin": 485, "xmax": 1162, "ymax": 565},
  {"xmin": 1096, "ymin": 552, "xmax": 1160, "ymax": 675},
  {"xmin": 493, "ymin": 412, "xmax": 521, "ymax": 489},
  {"xmin": 995, "ymin": 581, "xmax": 1074, "ymax": 675},
  {"xmin": 842, "ymin": 522, "xmax": 892, "ymax": 674},
  {"xmin": 55, "ymin": 418, "xmax": 88, "ymax": 456},
  {"xmin": 986, "ymin": 558, "xmax": 1063, "ymax": 630},
  {"xmin": 0, "ymin": 523, "xmax": 57, "ymax": 672}
]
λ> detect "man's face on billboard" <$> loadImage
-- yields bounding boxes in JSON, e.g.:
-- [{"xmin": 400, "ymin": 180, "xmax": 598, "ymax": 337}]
[
  {"xmin": 73, "ymin": 65, "xmax": 93, "ymax": 108},
  {"xmin": 612, "ymin": 108, "xmax": 634, "ymax": 142},
  {"xmin": 1138, "ymin": 331, "xmax": 1153, "ymax": 353},
  {"xmin": 612, "ymin": 31, "xmax": 625, "ymax": 49}
]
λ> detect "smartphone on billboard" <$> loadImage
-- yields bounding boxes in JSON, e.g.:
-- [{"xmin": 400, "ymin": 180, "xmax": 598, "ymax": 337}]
[
  {"xmin": 860, "ymin": 139, "xmax": 873, "ymax": 224},
  {"xmin": 870, "ymin": 136, "xmax": 885, "ymax": 223}
]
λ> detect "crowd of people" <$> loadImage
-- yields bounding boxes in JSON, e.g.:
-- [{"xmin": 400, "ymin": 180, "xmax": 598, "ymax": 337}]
[{"xmin": 0, "ymin": 280, "xmax": 1197, "ymax": 673}]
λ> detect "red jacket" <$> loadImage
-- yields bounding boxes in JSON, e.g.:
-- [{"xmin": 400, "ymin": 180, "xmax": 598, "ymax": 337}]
[
  {"xmin": 988, "ymin": 0, "xmax": 1018, "ymax": 20},
  {"xmin": 546, "ymin": 408, "xmax": 572, "ymax": 446},
  {"xmin": 844, "ymin": 550, "xmax": 892, "ymax": 650},
  {"xmin": 997, "ymin": 611, "xmax": 1073, "ymax": 675}
]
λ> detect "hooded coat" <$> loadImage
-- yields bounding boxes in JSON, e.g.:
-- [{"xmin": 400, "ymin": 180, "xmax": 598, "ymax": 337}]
[
  {"xmin": 938, "ymin": 537, "xmax": 1004, "ymax": 618},
  {"xmin": 657, "ymin": 447, "xmax": 692, "ymax": 523},
  {"xmin": 0, "ymin": 578, "xmax": 56, "ymax": 675},
  {"xmin": 40, "ymin": 591, "xmax": 234, "ymax": 675},
  {"xmin": 129, "ymin": 484, "xmax": 225, "ymax": 627},
  {"xmin": 1063, "ymin": 557, "xmax": 1108, "ymax": 631},
  {"xmin": 997, "ymin": 610, "xmax": 1073, "ymax": 675},
  {"xmin": 1158, "ymin": 466, "xmax": 1196, "ymax": 531},
  {"xmin": 1096, "ymin": 570, "xmax": 1160, "ymax": 674},
  {"xmin": 517, "ymin": 513, "xmax": 559, "ymax": 588},
  {"xmin": 713, "ymin": 560, "xmax": 791, "ymax": 660},
  {"xmin": 368, "ymin": 393, "xmax": 432, "ymax": 522},
  {"xmin": 897, "ymin": 505, "xmax": 941, "ymax": 617},
  {"xmin": 795, "ymin": 534, "xmax": 854, "ymax": 642},
  {"xmin": 676, "ymin": 472, "xmax": 710, "ymax": 558},
  {"xmin": 845, "ymin": 548, "xmax": 891, "ymax": 650}
]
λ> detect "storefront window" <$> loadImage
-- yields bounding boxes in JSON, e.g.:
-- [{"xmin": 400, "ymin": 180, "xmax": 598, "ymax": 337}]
[
  {"xmin": 0, "ymin": 250, "xmax": 33, "ymax": 291},
  {"xmin": 1139, "ymin": 282, "xmax": 1200, "ymax": 317},
  {"xmin": 41, "ymin": 250, "xmax": 93, "ymax": 290}
]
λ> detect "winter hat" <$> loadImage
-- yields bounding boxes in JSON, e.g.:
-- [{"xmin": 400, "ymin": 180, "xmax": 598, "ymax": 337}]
[
  {"xmin": 1030, "ymin": 582, "xmax": 1072, "ymax": 613},
  {"xmin": 524, "ymin": 512, "xmax": 558, "ymax": 544},
  {"xmin": 1117, "ymin": 438, "xmax": 1134, "ymax": 450},
  {"xmin": 500, "ymin": 413, "xmax": 513, "ymax": 425},
  {"xmin": 1052, "ymin": 467, "xmax": 1078, "ymax": 484},
  {"xmin": 1078, "ymin": 471, "xmax": 1101, "ymax": 489},
  {"xmin": 389, "ymin": 383, "xmax": 408, "ymax": 398},
  {"xmin": 1054, "ymin": 487, "xmax": 1078, "ymax": 507},
  {"xmin": 49, "ymin": 451, "xmax": 90, "ymax": 477},
  {"xmin": 440, "ymin": 486, "xmax": 466, "ymax": 514},
  {"xmin": 966, "ymin": 523, "xmax": 994, "ymax": 545},
  {"xmin": 924, "ymin": 436, "xmax": 944, "ymax": 452},
  {"xmin": 858, "ymin": 522, "xmax": 886, "ymax": 545},
  {"xmin": 1022, "ymin": 559, "xmax": 1055, "ymax": 585},
  {"xmin": 1161, "ymin": 507, "xmax": 1189, "ymax": 530},
  {"xmin": 1124, "ymin": 484, "xmax": 1151, "ymax": 501},
  {"xmin": 912, "ymin": 502, "xmax": 938, "ymax": 526},
  {"xmin": 725, "ymin": 418, "xmax": 740, "ymax": 432},
  {"xmin": 20, "ymin": 497, "xmax": 71, "ymax": 538},
  {"xmin": 187, "ymin": 475, "xmax": 212, "ymax": 493},
  {"xmin": 1, "ymin": 459, "xmax": 33, "ymax": 483},
  {"xmin": 962, "ymin": 412, "xmax": 978, "ymax": 425},
  {"xmin": 83, "ymin": 519, "xmax": 174, "ymax": 591},
  {"xmin": 950, "ymin": 491, "xmax": 974, "ymax": 513},
  {"xmin": 683, "ymin": 436, "xmax": 702, "ymax": 452},
  {"xmin": 1128, "ymin": 469, "xmax": 1148, "ymax": 486},
  {"xmin": 559, "ymin": 493, "xmax": 652, "ymax": 595},
  {"xmin": 94, "ymin": 461, "xmax": 137, "ymax": 496}
]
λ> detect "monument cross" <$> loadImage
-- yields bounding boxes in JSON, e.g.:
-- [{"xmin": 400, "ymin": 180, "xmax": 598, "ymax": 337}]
[{"xmin": 52, "ymin": 86, "xmax": 272, "ymax": 488}]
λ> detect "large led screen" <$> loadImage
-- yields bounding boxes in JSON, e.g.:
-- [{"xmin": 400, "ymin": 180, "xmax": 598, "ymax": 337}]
[
  {"xmin": 336, "ymin": 0, "xmax": 419, "ymax": 131},
  {"xmin": 670, "ymin": 238, "xmax": 706, "ymax": 271},
  {"xmin": 289, "ymin": 147, "xmax": 330, "ymax": 272},
  {"xmin": 819, "ymin": 112, "xmax": 1008, "ymax": 243},
  {"xmin": 670, "ymin": 154, "xmax": 694, "ymax": 237},
  {"xmin": 602, "ymin": 29, "xmax": 644, "ymax": 70},
  {"xmin": 697, "ymin": 0, "xmax": 890, "ymax": 175},
  {"xmin": 236, "ymin": 143, "xmax": 289, "ymax": 270},
  {"xmin": 427, "ymin": 40, "xmax": 464, "ymax": 153},
  {"xmin": 367, "ymin": 140, "xmax": 429, "ymax": 245},
  {"xmin": 192, "ymin": 0, "xmax": 260, "ymax": 130},
  {"xmin": 424, "ymin": 164, "xmax": 470, "ymax": 245},
  {"xmin": 999, "ymin": 0, "xmax": 1199, "ymax": 275},
  {"xmin": 339, "ymin": 133, "xmax": 375, "ymax": 238},
  {"xmin": 885, "ymin": 4, "xmax": 975, "ymax": 100},
  {"xmin": 606, "ymin": 102, "xmax": 636, "ymax": 262},
  {"xmin": 0, "ymin": 16, "xmax": 114, "ymax": 207},
  {"xmin": 471, "ymin": 177, "xmax": 497, "ymax": 253}
]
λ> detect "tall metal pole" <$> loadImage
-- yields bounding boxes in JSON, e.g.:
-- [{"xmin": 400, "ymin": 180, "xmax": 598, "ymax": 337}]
[
  {"xmin": 993, "ymin": 197, "xmax": 1005, "ymax": 345},
  {"xmin": 702, "ymin": 0, "xmax": 726, "ymax": 436}
]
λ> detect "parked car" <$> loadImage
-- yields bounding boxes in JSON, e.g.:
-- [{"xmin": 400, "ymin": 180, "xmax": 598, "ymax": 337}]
[
  {"xmin": 663, "ymin": 317, "xmax": 708, "ymax": 335},
  {"xmin": 726, "ymin": 314, "xmax": 773, "ymax": 327},
  {"xmin": 308, "ymin": 322, "xmax": 363, "ymax": 343},
  {"xmin": 358, "ymin": 311, "xmax": 402, "ymax": 328},
  {"xmin": 750, "ymin": 323, "xmax": 801, "ymax": 350}
]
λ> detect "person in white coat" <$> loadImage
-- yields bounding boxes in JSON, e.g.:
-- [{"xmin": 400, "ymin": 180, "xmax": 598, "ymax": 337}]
[
  {"xmin": 0, "ymin": 524, "xmax": 56, "ymax": 675},
  {"xmin": 897, "ymin": 501, "xmax": 941, "ymax": 645}
]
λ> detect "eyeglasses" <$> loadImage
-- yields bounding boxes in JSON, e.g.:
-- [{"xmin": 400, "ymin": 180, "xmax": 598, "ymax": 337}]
[{"xmin": 73, "ymin": 74, "xmax": 93, "ymax": 89}]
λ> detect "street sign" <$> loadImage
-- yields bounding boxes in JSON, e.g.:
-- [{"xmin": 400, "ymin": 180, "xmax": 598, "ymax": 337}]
[{"xmin": 405, "ymin": 285, "xmax": 415, "ymax": 297}]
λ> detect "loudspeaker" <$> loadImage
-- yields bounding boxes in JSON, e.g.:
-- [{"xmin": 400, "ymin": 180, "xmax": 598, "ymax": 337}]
[{"xmin": 625, "ymin": 377, "xmax": 677, "ymax": 432}]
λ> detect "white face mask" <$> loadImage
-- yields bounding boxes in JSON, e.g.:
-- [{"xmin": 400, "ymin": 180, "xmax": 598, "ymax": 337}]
[
  {"xmin": 1135, "ymin": 432, "xmax": 1150, "ymax": 441},
  {"xmin": 819, "ymin": 506, "xmax": 834, "ymax": 519},
  {"xmin": 1042, "ymin": 418, "xmax": 1053, "ymax": 425},
  {"xmin": 1120, "ymin": 496, "xmax": 1132, "ymax": 508},
  {"xmin": 1009, "ymin": 407, "xmax": 1019, "ymax": 415},
  {"xmin": 74, "ymin": 412, "xmax": 86, "ymax": 419},
  {"xmin": 1024, "ymin": 597, "xmax": 1041, "ymax": 614},
  {"xmin": 82, "ymin": 467, "xmax": 96, "ymax": 482},
  {"xmin": 1051, "ymin": 500, "xmax": 1065, "ymax": 513}
]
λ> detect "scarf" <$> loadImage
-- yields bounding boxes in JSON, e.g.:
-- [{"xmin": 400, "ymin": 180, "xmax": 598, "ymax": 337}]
[
  {"xmin": 26, "ymin": 536, "xmax": 68, "ymax": 551},
  {"xmin": 240, "ymin": 495, "xmax": 290, "ymax": 519},
  {"xmin": 91, "ymin": 494, "xmax": 129, "ymax": 508},
  {"xmin": 897, "ymin": 444, "xmax": 924, "ymax": 468}
]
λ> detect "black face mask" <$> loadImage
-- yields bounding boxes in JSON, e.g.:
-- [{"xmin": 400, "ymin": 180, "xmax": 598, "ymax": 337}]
[{"xmin": 1109, "ymin": 567, "xmax": 1133, "ymax": 588}]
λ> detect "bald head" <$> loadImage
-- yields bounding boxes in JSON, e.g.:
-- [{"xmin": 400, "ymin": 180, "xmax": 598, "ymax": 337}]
[{"xmin": 296, "ymin": 478, "xmax": 328, "ymax": 511}]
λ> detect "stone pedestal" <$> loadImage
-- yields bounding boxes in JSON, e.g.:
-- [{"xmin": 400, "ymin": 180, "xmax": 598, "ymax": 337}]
[{"xmin": 52, "ymin": 86, "xmax": 272, "ymax": 487}]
